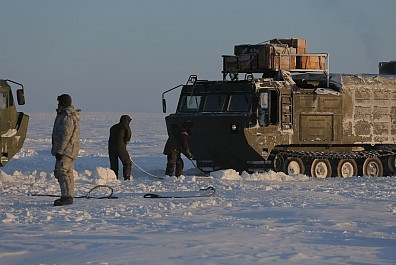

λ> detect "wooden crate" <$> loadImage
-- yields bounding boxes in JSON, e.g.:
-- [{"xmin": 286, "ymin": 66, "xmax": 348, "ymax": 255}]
[
  {"xmin": 229, "ymin": 43, "xmax": 303, "ymax": 72},
  {"xmin": 297, "ymin": 55, "xmax": 326, "ymax": 70},
  {"xmin": 270, "ymin": 38, "xmax": 307, "ymax": 54},
  {"xmin": 262, "ymin": 45, "xmax": 296, "ymax": 70},
  {"xmin": 223, "ymin": 54, "xmax": 259, "ymax": 72},
  {"xmin": 238, "ymin": 53, "xmax": 258, "ymax": 71},
  {"xmin": 234, "ymin": 44, "xmax": 266, "ymax": 56},
  {"xmin": 222, "ymin": 55, "xmax": 238, "ymax": 72}
]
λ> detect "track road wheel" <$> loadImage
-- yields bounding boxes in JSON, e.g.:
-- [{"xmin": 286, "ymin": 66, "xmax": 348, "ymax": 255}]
[
  {"xmin": 384, "ymin": 155, "xmax": 396, "ymax": 176},
  {"xmin": 273, "ymin": 154, "xmax": 284, "ymax": 172},
  {"xmin": 363, "ymin": 157, "xmax": 383, "ymax": 177},
  {"xmin": 311, "ymin": 159, "xmax": 332, "ymax": 178},
  {"xmin": 283, "ymin": 157, "xmax": 305, "ymax": 176},
  {"xmin": 337, "ymin": 159, "xmax": 358, "ymax": 178}
]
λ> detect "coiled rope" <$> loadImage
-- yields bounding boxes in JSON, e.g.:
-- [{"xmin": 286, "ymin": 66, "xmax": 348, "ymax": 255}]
[{"xmin": 29, "ymin": 184, "xmax": 117, "ymax": 199}]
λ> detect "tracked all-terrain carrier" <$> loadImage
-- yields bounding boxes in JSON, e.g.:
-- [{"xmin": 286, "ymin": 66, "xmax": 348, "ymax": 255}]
[
  {"xmin": 162, "ymin": 38, "xmax": 396, "ymax": 177},
  {"xmin": 0, "ymin": 79, "xmax": 28, "ymax": 166}
]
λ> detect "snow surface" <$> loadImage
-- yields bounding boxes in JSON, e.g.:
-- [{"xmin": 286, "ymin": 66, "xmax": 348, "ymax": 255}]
[{"xmin": 1, "ymin": 112, "xmax": 396, "ymax": 265}]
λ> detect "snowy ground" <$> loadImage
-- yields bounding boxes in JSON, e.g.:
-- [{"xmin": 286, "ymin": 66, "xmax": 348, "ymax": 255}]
[{"xmin": 1, "ymin": 112, "xmax": 396, "ymax": 265}]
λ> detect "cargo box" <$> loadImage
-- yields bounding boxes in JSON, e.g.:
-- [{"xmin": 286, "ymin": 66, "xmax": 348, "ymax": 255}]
[
  {"xmin": 297, "ymin": 55, "xmax": 326, "ymax": 70},
  {"xmin": 379, "ymin": 61, "xmax": 396, "ymax": 75},
  {"xmin": 234, "ymin": 44, "xmax": 266, "ymax": 56},
  {"xmin": 226, "ymin": 40, "xmax": 329, "ymax": 73},
  {"xmin": 222, "ymin": 55, "xmax": 238, "ymax": 72},
  {"xmin": 270, "ymin": 38, "xmax": 307, "ymax": 54},
  {"xmin": 262, "ymin": 45, "xmax": 296, "ymax": 70},
  {"xmin": 238, "ymin": 53, "xmax": 258, "ymax": 71}
]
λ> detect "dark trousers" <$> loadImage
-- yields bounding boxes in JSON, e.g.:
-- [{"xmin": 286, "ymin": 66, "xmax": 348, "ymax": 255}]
[
  {"xmin": 165, "ymin": 150, "xmax": 184, "ymax": 177},
  {"xmin": 109, "ymin": 149, "xmax": 132, "ymax": 180}
]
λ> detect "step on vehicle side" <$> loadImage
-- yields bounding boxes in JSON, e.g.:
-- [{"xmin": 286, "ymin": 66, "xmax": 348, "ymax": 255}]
[
  {"xmin": 0, "ymin": 79, "xmax": 29, "ymax": 166},
  {"xmin": 162, "ymin": 38, "xmax": 396, "ymax": 177}
]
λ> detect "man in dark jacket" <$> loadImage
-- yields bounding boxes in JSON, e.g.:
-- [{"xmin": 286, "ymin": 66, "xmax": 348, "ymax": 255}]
[
  {"xmin": 163, "ymin": 119, "xmax": 193, "ymax": 177},
  {"xmin": 108, "ymin": 115, "xmax": 132, "ymax": 180},
  {"xmin": 52, "ymin": 94, "xmax": 80, "ymax": 206}
]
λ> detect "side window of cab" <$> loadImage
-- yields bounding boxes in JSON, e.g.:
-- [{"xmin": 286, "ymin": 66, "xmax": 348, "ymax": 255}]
[
  {"xmin": 258, "ymin": 89, "xmax": 279, "ymax": 126},
  {"xmin": 258, "ymin": 91, "xmax": 268, "ymax": 126}
]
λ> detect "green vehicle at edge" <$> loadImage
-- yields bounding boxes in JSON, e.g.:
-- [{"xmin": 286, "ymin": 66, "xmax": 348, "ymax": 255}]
[{"xmin": 0, "ymin": 79, "xmax": 29, "ymax": 167}]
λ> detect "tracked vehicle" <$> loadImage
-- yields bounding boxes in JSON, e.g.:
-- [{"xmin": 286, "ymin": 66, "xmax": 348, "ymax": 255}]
[
  {"xmin": 162, "ymin": 38, "xmax": 396, "ymax": 177},
  {"xmin": 0, "ymin": 79, "xmax": 29, "ymax": 166}
]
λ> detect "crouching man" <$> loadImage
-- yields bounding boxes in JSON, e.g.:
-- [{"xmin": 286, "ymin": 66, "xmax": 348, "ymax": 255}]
[
  {"xmin": 163, "ymin": 119, "xmax": 193, "ymax": 177},
  {"xmin": 51, "ymin": 94, "xmax": 80, "ymax": 206}
]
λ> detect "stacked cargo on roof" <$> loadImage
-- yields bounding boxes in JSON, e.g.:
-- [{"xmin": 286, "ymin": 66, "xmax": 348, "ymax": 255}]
[{"xmin": 222, "ymin": 38, "xmax": 327, "ymax": 77}]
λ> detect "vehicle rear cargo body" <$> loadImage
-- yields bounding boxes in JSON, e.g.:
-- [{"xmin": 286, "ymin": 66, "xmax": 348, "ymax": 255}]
[{"xmin": 341, "ymin": 75, "xmax": 396, "ymax": 144}]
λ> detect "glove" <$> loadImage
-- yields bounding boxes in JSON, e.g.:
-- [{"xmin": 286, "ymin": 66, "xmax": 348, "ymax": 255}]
[
  {"xmin": 186, "ymin": 152, "xmax": 194, "ymax": 160},
  {"xmin": 55, "ymin": 153, "xmax": 62, "ymax": 160}
]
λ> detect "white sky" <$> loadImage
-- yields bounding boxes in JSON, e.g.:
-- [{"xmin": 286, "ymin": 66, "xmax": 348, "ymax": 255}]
[{"xmin": 0, "ymin": 0, "xmax": 395, "ymax": 112}]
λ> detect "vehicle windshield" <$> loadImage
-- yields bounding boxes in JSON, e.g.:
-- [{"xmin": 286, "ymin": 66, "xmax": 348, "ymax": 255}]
[
  {"xmin": 228, "ymin": 94, "xmax": 251, "ymax": 111},
  {"xmin": 177, "ymin": 93, "xmax": 251, "ymax": 113},
  {"xmin": 203, "ymin": 95, "xmax": 227, "ymax": 112}
]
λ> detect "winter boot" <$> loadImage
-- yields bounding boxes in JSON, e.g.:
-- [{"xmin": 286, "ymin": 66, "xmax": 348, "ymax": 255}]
[
  {"xmin": 54, "ymin": 196, "xmax": 73, "ymax": 206},
  {"xmin": 124, "ymin": 176, "xmax": 131, "ymax": 180}
]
